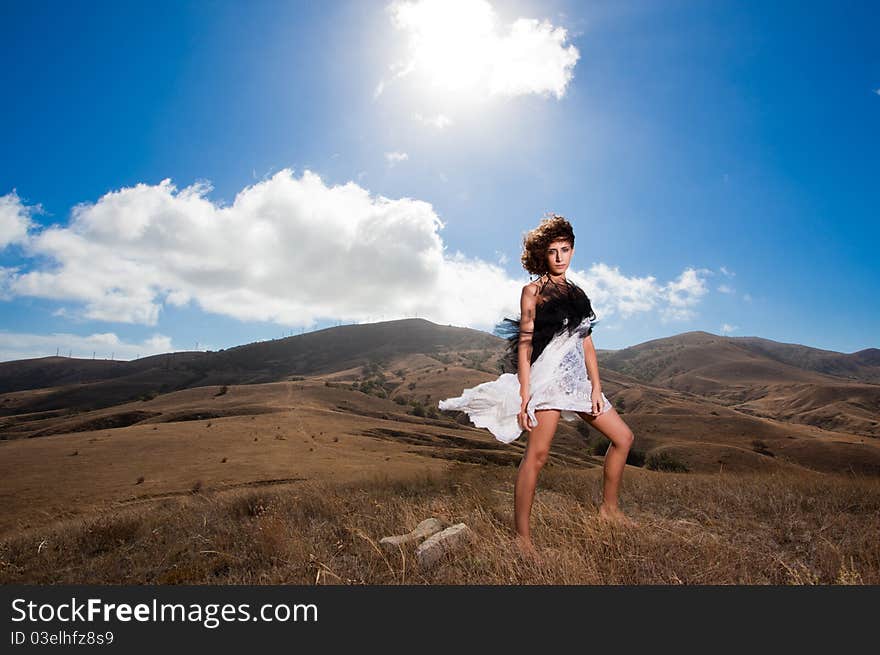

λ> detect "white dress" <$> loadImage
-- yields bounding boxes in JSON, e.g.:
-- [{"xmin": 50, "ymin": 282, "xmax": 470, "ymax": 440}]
[{"xmin": 438, "ymin": 315, "xmax": 613, "ymax": 444}]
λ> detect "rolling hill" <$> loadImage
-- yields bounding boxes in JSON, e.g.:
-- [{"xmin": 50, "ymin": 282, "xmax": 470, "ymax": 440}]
[
  {"xmin": 600, "ymin": 331, "xmax": 880, "ymax": 438},
  {"xmin": 1, "ymin": 320, "xmax": 878, "ymax": 540}
]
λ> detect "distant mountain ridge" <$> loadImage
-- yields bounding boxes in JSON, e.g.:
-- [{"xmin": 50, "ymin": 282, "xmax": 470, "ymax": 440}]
[
  {"xmin": 0, "ymin": 319, "xmax": 497, "ymax": 414},
  {"xmin": 599, "ymin": 331, "xmax": 880, "ymax": 437},
  {"xmin": 600, "ymin": 331, "xmax": 880, "ymax": 384},
  {"xmin": 1, "ymin": 322, "xmax": 877, "ymax": 439}
]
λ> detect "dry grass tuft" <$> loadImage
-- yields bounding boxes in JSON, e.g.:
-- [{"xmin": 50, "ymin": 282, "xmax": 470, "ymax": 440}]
[{"xmin": 0, "ymin": 464, "xmax": 877, "ymax": 584}]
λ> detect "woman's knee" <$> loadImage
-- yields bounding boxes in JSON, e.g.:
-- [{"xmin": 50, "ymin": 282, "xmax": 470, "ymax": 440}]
[{"xmin": 525, "ymin": 447, "xmax": 550, "ymax": 468}]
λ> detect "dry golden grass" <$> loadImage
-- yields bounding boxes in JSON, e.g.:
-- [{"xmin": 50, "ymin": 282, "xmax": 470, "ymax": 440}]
[{"xmin": 1, "ymin": 462, "xmax": 876, "ymax": 585}]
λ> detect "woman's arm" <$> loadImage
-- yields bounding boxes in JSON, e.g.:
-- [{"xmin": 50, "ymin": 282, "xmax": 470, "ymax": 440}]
[
  {"xmin": 517, "ymin": 284, "xmax": 538, "ymax": 402},
  {"xmin": 583, "ymin": 334, "xmax": 602, "ymax": 392}
]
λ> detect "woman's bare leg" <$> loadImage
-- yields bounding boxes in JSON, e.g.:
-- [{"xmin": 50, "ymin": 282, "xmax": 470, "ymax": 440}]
[
  {"xmin": 577, "ymin": 406, "xmax": 638, "ymax": 525},
  {"xmin": 514, "ymin": 409, "xmax": 561, "ymax": 555}
]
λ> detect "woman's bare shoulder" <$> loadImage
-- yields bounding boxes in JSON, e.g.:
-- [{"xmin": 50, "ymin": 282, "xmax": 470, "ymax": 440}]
[
  {"xmin": 522, "ymin": 276, "xmax": 547, "ymax": 303},
  {"xmin": 521, "ymin": 280, "xmax": 539, "ymax": 301},
  {"xmin": 523, "ymin": 275, "xmax": 546, "ymax": 294}
]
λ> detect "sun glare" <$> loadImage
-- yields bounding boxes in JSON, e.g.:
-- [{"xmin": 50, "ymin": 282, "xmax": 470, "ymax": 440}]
[
  {"xmin": 379, "ymin": 0, "xmax": 580, "ymax": 120},
  {"xmin": 392, "ymin": 0, "xmax": 498, "ymax": 96}
]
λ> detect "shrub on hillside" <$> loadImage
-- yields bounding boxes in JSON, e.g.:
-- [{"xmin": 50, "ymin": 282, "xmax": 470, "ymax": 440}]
[
  {"xmin": 646, "ymin": 451, "xmax": 689, "ymax": 472},
  {"xmin": 751, "ymin": 439, "xmax": 774, "ymax": 457},
  {"xmin": 626, "ymin": 449, "xmax": 646, "ymax": 467}
]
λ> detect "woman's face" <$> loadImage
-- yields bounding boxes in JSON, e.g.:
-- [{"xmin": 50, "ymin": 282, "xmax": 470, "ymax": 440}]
[{"xmin": 545, "ymin": 239, "xmax": 573, "ymax": 275}]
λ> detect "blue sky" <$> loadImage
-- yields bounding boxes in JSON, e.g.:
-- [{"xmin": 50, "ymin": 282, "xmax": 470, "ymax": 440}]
[{"xmin": 1, "ymin": 0, "xmax": 877, "ymax": 362}]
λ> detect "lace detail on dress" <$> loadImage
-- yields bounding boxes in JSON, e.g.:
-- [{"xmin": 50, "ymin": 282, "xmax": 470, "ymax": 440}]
[{"xmin": 558, "ymin": 348, "xmax": 585, "ymax": 396}]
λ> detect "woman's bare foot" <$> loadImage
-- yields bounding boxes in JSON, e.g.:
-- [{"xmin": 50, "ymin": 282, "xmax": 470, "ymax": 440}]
[
  {"xmin": 515, "ymin": 535, "xmax": 544, "ymax": 564},
  {"xmin": 598, "ymin": 503, "xmax": 639, "ymax": 527}
]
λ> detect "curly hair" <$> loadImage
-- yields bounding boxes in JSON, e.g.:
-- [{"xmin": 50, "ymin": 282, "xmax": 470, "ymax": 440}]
[{"xmin": 519, "ymin": 213, "xmax": 576, "ymax": 276}]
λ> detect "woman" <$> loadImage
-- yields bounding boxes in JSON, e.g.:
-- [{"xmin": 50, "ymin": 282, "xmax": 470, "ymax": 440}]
[{"xmin": 438, "ymin": 214, "xmax": 637, "ymax": 560}]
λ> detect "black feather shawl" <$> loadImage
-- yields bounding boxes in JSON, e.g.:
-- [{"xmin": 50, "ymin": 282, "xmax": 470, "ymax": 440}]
[{"xmin": 495, "ymin": 277, "xmax": 596, "ymax": 374}]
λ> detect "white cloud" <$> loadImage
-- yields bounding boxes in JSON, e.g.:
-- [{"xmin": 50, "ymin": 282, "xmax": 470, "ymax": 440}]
[
  {"xmin": 2, "ymin": 171, "xmax": 461, "ymax": 328},
  {"xmin": 662, "ymin": 267, "xmax": 710, "ymax": 321},
  {"xmin": 719, "ymin": 323, "xmax": 738, "ymax": 335},
  {"xmin": 413, "ymin": 112, "xmax": 453, "ymax": 128},
  {"xmin": 719, "ymin": 265, "xmax": 735, "ymax": 277},
  {"xmin": 378, "ymin": 0, "xmax": 579, "ymax": 100},
  {"xmin": 488, "ymin": 16, "xmax": 580, "ymax": 98},
  {"xmin": 0, "ymin": 330, "xmax": 173, "ymax": 362},
  {"xmin": 569, "ymin": 263, "xmax": 711, "ymax": 324},
  {"xmin": 717, "ymin": 284, "xmax": 735, "ymax": 294},
  {"xmin": 385, "ymin": 151, "xmax": 409, "ymax": 166},
  {"xmin": 0, "ymin": 189, "xmax": 40, "ymax": 248},
  {"xmin": 575, "ymin": 263, "xmax": 658, "ymax": 318},
  {"xmin": 1, "ymin": 173, "xmax": 710, "ymax": 338}
]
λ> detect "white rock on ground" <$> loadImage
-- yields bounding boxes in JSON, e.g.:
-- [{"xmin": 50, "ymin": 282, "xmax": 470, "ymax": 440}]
[
  {"xmin": 379, "ymin": 518, "xmax": 445, "ymax": 550},
  {"xmin": 415, "ymin": 523, "xmax": 474, "ymax": 569}
]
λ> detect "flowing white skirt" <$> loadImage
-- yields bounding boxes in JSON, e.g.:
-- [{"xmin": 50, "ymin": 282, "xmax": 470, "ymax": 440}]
[{"xmin": 438, "ymin": 316, "xmax": 612, "ymax": 443}]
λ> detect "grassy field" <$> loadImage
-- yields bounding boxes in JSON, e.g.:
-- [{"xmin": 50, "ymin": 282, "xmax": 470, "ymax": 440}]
[{"xmin": 2, "ymin": 461, "xmax": 876, "ymax": 585}]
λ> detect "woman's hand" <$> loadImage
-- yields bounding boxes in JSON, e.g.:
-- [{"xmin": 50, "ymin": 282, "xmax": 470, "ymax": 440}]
[
  {"xmin": 517, "ymin": 396, "xmax": 533, "ymax": 433},
  {"xmin": 590, "ymin": 388, "xmax": 605, "ymax": 415}
]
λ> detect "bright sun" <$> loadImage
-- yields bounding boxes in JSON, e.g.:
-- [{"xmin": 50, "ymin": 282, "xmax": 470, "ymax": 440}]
[
  {"xmin": 391, "ymin": 0, "xmax": 499, "ymax": 96},
  {"xmin": 379, "ymin": 0, "xmax": 580, "ymax": 117}
]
